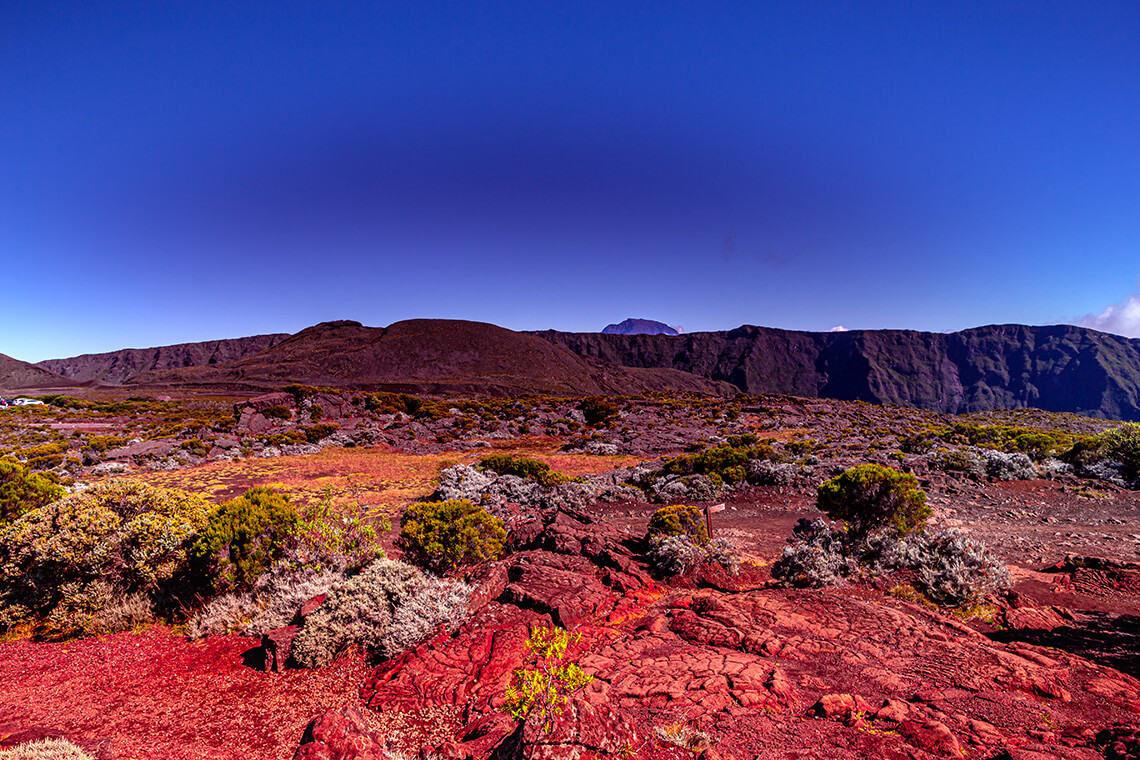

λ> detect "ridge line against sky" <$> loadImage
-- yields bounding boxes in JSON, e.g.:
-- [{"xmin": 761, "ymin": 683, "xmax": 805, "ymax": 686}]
[{"xmin": 1, "ymin": 1, "xmax": 1138, "ymax": 362}]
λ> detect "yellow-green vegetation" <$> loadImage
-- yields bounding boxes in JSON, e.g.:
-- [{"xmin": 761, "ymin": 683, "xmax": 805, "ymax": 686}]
[
  {"xmin": 578, "ymin": 396, "xmax": 621, "ymax": 427},
  {"xmin": 364, "ymin": 391, "xmax": 424, "ymax": 415},
  {"xmin": 646, "ymin": 504, "xmax": 709, "ymax": 545},
  {"xmin": 476, "ymin": 454, "xmax": 571, "ymax": 486},
  {"xmin": 660, "ymin": 434, "xmax": 774, "ymax": 485},
  {"xmin": 1068, "ymin": 422, "xmax": 1140, "ymax": 480},
  {"xmin": 0, "ymin": 480, "xmax": 210, "ymax": 634},
  {"xmin": 0, "ymin": 458, "xmax": 64, "ymax": 523},
  {"xmin": 504, "ymin": 626, "xmax": 594, "ymax": 731},
  {"xmin": 192, "ymin": 486, "xmax": 300, "ymax": 592},
  {"xmin": 817, "ymin": 464, "xmax": 929, "ymax": 539},
  {"xmin": 289, "ymin": 487, "xmax": 388, "ymax": 572},
  {"xmin": 397, "ymin": 499, "xmax": 505, "ymax": 572}
]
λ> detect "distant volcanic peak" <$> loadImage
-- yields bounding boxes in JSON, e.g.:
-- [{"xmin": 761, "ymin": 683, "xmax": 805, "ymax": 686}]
[{"xmin": 602, "ymin": 318, "xmax": 681, "ymax": 336}]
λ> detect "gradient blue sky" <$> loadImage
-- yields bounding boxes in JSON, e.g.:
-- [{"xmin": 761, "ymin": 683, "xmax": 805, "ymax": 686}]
[{"xmin": 3, "ymin": 1, "xmax": 1138, "ymax": 362}]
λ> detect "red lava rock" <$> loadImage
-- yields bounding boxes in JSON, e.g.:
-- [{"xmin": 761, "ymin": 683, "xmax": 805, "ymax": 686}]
[
  {"xmin": 1003, "ymin": 605, "xmax": 1071, "ymax": 631},
  {"xmin": 898, "ymin": 719, "xmax": 963, "ymax": 757},
  {"xmin": 874, "ymin": 698, "xmax": 911, "ymax": 723},
  {"xmin": 293, "ymin": 707, "xmax": 385, "ymax": 760},
  {"xmin": 809, "ymin": 693, "xmax": 871, "ymax": 720},
  {"xmin": 1097, "ymin": 724, "xmax": 1140, "ymax": 760},
  {"xmin": 263, "ymin": 625, "xmax": 301, "ymax": 673}
]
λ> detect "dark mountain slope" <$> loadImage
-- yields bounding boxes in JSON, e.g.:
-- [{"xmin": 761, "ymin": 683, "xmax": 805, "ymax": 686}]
[
  {"xmin": 37, "ymin": 333, "xmax": 290, "ymax": 385},
  {"xmin": 0, "ymin": 353, "xmax": 76, "ymax": 390},
  {"xmin": 534, "ymin": 324, "xmax": 1140, "ymax": 420},
  {"xmin": 127, "ymin": 320, "xmax": 737, "ymax": 397}
]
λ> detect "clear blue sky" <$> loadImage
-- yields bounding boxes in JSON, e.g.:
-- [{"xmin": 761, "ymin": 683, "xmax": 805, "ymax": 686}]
[{"xmin": 2, "ymin": 1, "xmax": 1138, "ymax": 362}]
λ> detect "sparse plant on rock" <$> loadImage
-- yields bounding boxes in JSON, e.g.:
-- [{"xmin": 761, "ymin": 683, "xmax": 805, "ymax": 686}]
[
  {"xmin": 503, "ymin": 626, "xmax": 594, "ymax": 732},
  {"xmin": 397, "ymin": 499, "xmax": 505, "ymax": 572},
  {"xmin": 816, "ymin": 464, "xmax": 929, "ymax": 539}
]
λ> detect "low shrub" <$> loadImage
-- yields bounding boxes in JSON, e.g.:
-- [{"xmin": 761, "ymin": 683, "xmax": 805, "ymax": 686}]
[
  {"xmin": 192, "ymin": 486, "xmax": 300, "ymax": 593},
  {"xmin": 0, "ymin": 481, "xmax": 209, "ymax": 634},
  {"xmin": 262, "ymin": 404, "xmax": 292, "ymax": 420},
  {"xmin": 476, "ymin": 454, "xmax": 569, "ymax": 486},
  {"xmin": 981, "ymin": 450, "xmax": 1037, "ymax": 481},
  {"xmin": 291, "ymin": 558, "xmax": 470, "ymax": 667},
  {"xmin": 816, "ymin": 464, "xmax": 929, "ymax": 539},
  {"xmin": 933, "ymin": 449, "xmax": 983, "ymax": 477},
  {"xmin": 0, "ymin": 457, "xmax": 64, "ymax": 523},
  {"xmin": 397, "ymin": 499, "xmax": 505, "ymax": 573},
  {"xmin": 1067, "ymin": 423, "xmax": 1140, "ymax": 487},
  {"xmin": 647, "ymin": 534, "xmax": 739, "ymax": 576},
  {"xmin": 364, "ymin": 392, "xmax": 423, "ymax": 416},
  {"xmin": 578, "ymin": 396, "xmax": 620, "ymax": 427},
  {"xmin": 771, "ymin": 518, "xmax": 857, "ymax": 587},
  {"xmin": 0, "ymin": 737, "xmax": 96, "ymax": 760},
  {"xmin": 772, "ymin": 517, "xmax": 1010, "ymax": 607},
  {"xmin": 302, "ymin": 423, "xmax": 339, "ymax": 443},
  {"xmin": 889, "ymin": 530, "xmax": 1011, "ymax": 607},
  {"xmin": 646, "ymin": 504, "xmax": 708, "ymax": 545},
  {"xmin": 283, "ymin": 490, "xmax": 386, "ymax": 574}
]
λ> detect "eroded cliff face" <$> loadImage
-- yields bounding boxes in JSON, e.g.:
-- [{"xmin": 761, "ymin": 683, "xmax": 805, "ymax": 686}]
[
  {"xmin": 36, "ymin": 334, "xmax": 291, "ymax": 385},
  {"xmin": 534, "ymin": 324, "xmax": 1140, "ymax": 420}
]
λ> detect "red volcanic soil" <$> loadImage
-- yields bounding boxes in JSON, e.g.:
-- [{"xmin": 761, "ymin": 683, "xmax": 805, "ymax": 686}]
[{"xmin": 0, "ymin": 629, "xmax": 368, "ymax": 760}]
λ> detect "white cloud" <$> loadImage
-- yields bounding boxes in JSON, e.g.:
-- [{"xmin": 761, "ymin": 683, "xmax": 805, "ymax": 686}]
[
  {"xmin": 826, "ymin": 325, "xmax": 849, "ymax": 333},
  {"xmin": 1079, "ymin": 294, "xmax": 1140, "ymax": 338}
]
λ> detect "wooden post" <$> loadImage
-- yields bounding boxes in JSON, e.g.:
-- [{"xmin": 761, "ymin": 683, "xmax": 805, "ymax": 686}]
[{"xmin": 706, "ymin": 503, "xmax": 725, "ymax": 539}]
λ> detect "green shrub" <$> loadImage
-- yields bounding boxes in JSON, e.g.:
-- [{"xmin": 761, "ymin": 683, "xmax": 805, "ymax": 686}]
[
  {"xmin": 284, "ymin": 488, "xmax": 386, "ymax": 573},
  {"xmin": 302, "ymin": 423, "xmax": 338, "ymax": 443},
  {"xmin": 816, "ymin": 464, "xmax": 929, "ymax": 539},
  {"xmin": 0, "ymin": 458, "xmax": 64, "ymax": 523},
  {"xmin": 397, "ymin": 499, "xmax": 505, "ymax": 572},
  {"xmin": 1067, "ymin": 423, "xmax": 1140, "ymax": 484},
  {"xmin": 192, "ymin": 486, "xmax": 300, "ymax": 592},
  {"xmin": 0, "ymin": 481, "xmax": 210, "ymax": 629},
  {"xmin": 579, "ymin": 396, "xmax": 620, "ymax": 427},
  {"xmin": 364, "ymin": 392, "xmax": 423, "ymax": 416},
  {"xmin": 262, "ymin": 404, "xmax": 292, "ymax": 420},
  {"xmin": 476, "ymin": 454, "xmax": 569, "ymax": 486},
  {"xmin": 646, "ymin": 504, "xmax": 708, "ymax": 545},
  {"xmin": 180, "ymin": 438, "xmax": 210, "ymax": 458}
]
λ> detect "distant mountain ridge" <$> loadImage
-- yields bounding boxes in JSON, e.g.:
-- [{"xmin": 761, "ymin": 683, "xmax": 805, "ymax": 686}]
[
  {"xmin": 534, "ymin": 323, "xmax": 1140, "ymax": 421},
  {"xmin": 37, "ymin": 333, "xmax": 290, "ymax": 385},
  {"xmin": 120, "ymin": 320, "xmax": 737, "ymax": 397},
  {"xmin": 602, "ymin": 318, "xmax": 681, "ymax": 336}
]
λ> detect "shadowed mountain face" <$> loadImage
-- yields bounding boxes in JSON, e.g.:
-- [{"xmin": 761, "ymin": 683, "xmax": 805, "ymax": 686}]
[
  {"xmin": 124, "ymin": 320, "xmax": 737, "ymax": 397},
  {"xmin": 37, "ymin": 334, "xmax": 290, "ymax": 385},
  {"xmin": 534, "ymin": 324, "xmax": 1140, "ymax": 420},
  {"xmin": 0, "ymin": 353, "xmax": 75, "ymax": 390}
]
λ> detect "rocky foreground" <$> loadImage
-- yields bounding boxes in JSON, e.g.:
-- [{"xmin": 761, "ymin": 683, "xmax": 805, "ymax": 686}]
[{"xmin": 292, "ymin": 507, "xmax": 1139, "ymax": 760}]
